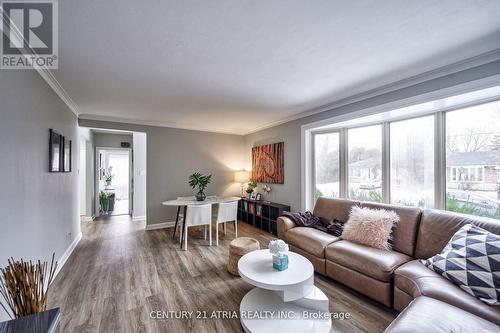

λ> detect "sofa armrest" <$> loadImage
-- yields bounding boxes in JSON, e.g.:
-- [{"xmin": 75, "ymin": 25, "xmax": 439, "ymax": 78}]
[{"xmin": 277, "ymin": 216, "xmax": 296, "ymax": 240}]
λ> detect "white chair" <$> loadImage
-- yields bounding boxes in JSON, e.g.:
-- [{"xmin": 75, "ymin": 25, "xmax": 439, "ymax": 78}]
[
  {"xmin": 215, "ymin": 200, "xmax": 239, "ymax": 246},
  {"xmin": 181, "ymin": 204, "xmax": 212, "ymax": 250}
]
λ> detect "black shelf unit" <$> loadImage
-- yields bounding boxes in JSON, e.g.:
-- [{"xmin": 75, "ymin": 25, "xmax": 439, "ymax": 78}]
[{"xmin": 238, "ymin": 198, "xmax": 290, "ymax": 236}]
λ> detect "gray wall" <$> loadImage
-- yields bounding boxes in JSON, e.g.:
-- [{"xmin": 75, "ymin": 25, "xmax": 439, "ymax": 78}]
[
  {"xmin": 0, "ymin": 70, "xmax": 80, "ymax": 320},
  {"xmin": 244, "ymin": 60, "xmax": 500, "ymax": 211},
  {"xmin": 93, "ymin": 132, "xmax": 132, "ymax": 148},
  {"xmin": 78, "ymin": 119, "xmax": 245, "ymax": 225}
]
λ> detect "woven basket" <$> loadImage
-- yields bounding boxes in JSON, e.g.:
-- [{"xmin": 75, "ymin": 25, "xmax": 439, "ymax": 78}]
[{"xmin": 227, "ymin": 237, "xmax": 260, "ymax": 276}]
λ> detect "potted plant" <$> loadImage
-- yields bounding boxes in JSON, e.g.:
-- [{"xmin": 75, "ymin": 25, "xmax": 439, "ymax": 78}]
[
  {"xmin": 99, "ymin": 191, "xmax": 109, "ymax": 212},
  {"xmin": 188, "ymin": 172, "xmax": 212, "ymax": 201},
  {"xmin": 104, "ymin": 167, "xmax": 114, "ymax": 188},
  {"xmin": 246, "ymin": 179, "xmax": 257, "ymax": 196}
]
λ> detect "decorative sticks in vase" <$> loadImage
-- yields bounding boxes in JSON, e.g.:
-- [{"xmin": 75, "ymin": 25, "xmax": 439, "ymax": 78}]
[{"xmin": 0, "ymin": 253, "xmax": 58, "ymax": 319}]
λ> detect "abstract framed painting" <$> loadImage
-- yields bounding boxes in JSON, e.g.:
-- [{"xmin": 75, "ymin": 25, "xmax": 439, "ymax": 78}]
[
  {"xmin": 251, "ymin": 142, "xmax": 284, "ymax": 184},
  {"xmin": 49, "ymin": 129, "xmax": 62, "ymax": 172}
]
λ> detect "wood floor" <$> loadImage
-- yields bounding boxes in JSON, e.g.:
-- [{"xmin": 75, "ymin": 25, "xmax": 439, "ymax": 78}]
[{"xmin": 48, "ymin": 215, "xmax": 396, "ymax": 333}]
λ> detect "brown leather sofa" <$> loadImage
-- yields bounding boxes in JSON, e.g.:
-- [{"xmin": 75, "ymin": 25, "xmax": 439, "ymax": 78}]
[{"xmin": 277, "ymin": 197, "xmax": 500, "ymax": 331}]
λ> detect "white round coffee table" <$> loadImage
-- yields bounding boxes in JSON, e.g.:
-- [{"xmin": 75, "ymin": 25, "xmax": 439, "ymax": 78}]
[{"xmin": 238, "ymin": 249, "xmax": 331, "ymax": 333}]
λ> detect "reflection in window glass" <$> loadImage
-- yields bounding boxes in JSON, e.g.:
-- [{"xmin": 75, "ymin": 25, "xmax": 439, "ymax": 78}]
[
  {"xmin": 314, "ymin": 132, "xmax": 340, "ymax": 201},
  {"xmin": 390, "ymin": 116, "xmax": 434, "ymax": 208},
  {"xmin": 446, "ymin": 101, "xmax": 500, "ymax": 220},
  {"xmin": 348, "ymin": 125, "xmax": 382, "ymax": 202}
]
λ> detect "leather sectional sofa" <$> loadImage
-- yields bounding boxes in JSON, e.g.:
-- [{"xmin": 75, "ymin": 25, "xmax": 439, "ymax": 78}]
[{"xmin": 277, "ymin": 197, "xmax": 500, "ymax": 332}]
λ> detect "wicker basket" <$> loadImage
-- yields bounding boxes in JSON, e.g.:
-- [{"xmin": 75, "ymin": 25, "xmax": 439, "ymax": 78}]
[{"xmin": 227, "ymin": 237, "xmax": 260, "ymax": 276}]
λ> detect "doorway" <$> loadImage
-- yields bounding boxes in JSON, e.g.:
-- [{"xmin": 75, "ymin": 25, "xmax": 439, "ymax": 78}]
[{"xmin": 97, "ymin": 148, "xmax": 132, "ymax": 216}]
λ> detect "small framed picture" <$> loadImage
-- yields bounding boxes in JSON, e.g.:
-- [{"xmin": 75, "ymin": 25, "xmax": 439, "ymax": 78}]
[
  {"xmin": 49, "ymin": 129, "xmax": 62, "ymax": 172},
  {"xmin": 255, "ymin": 193, "xmax": 262, "ymax": 201},
  {"xmin": 62, "ymin": 137, "xmax": 72, "ymax": 172},
  {"xmin": 250, "ymin": 192, "xmax": 257, "ymax": 200}
]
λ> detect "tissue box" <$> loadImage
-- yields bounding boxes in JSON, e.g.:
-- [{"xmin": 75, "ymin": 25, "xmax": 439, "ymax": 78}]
[{"xmin": 272, "ymin": 254, "xmax": 289, "ymax": 271}]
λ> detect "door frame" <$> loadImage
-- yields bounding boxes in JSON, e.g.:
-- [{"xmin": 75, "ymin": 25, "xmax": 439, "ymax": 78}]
[{"xmin": 95, "ymin": 146, "xmax": 133, "ymax": 216}]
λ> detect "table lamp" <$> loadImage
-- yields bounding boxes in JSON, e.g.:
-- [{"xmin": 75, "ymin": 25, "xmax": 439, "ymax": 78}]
[{"xmin": 234, "ymin": 170, "xmax": 251, "ymax": 197}]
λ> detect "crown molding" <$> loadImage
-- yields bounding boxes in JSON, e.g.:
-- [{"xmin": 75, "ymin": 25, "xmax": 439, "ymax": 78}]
[
  {"xmin": 37, "ymin": 68, "xmax": 80, "ymax": 116},
  {"xmin": 243, "ymin": 49, "xmax": 500, "ymax": 135},
  {"xmin": 78, "ymin": 114, "xmax": 245, "ymax": 136},
  {"xmin": 80, "ymin": 45, "xmax": 500, "ymax": 136},
  {"xmin": 4, "ymin": 5, "xmax": 498, "ymax": 137},
  {"xmin": 0, "ymin": 5, "xmax": 79, "ymax": 116}
]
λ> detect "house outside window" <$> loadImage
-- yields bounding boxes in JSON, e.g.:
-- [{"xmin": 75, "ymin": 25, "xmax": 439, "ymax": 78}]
[
  {"xmin": 348, "ymin": 125, "xmax": 383, "ymax": 203},
  {"xmin": 446, "ymin": 104, "xmax": 500, "ymax": 218}
]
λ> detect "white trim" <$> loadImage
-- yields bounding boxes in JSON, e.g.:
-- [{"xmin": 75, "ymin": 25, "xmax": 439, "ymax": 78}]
[
  {"xmin": 2, "ymin": 10, "xmax": 498, "ymax": 137},
  {"xmin": 54, "ymin": 232, "xmax": 82, "ymax": 278},
  {"xmin": 145, "ymin": 221, "xmax": 176, "ymax": 230},
  {"xmin": 0, "ymin": 6, "xmax": 79, "ymax": 116},
  {"xmin": 79, "ymin": 114, "xmax": 244, "ymax": 136},
  {"xmin": 382, "ymin": 122, "xmax": 391, "ymax": 204},
  {"xmin": 434, "ymin": 112, "xmax": 446, "ymax": 209},
  {"xmin": 95, "ymin": 146, "xmax": 133, "ymax": 217},
  {"xmin": 302, "ymin": 81, "xmax": 500, "ymax": 210},
  {"xmin": 132, "ymin": 215, "xmax": 146, "ymax": 222},
  {"xmin": 301, "ymin": 74, "xmax": 500, "ymax": 132},
  {"xmin": 79, "ymin": 51, "xmax": 500, "ymax": 136},
  {"xmin": 248, "ymin": 50, "xmax": 500, "ymax": 135},
  {"xmin": 4, "ymin": 7, "xmax": 499, "ymax": 137},
  {"xmin": 301, "ymin": 128, "xmax": 313, "ymax": 211},
  {"xmin": 339, "ymin": 128, "xmax": 348, "ymax": 199},
  {"xmin": 80, "ymin": 215, "xmax": 93, "ymax": 222},
  {"xmin": 37, "ymin": 68, "xmax": 79, "ymax": 116}
]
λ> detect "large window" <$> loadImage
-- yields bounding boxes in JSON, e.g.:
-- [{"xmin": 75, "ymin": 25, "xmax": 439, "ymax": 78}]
[
  {"xmin": 446, "ymin": 101, "xmax": 500, "ymax": 219},
  {"xmin": 306, "ymin": 86, "xmax": 500, "ymax": 220},
  {"xmin": 348, "ymin": 125, "xmax": 382, "ymax": 202},
  {"xmin": 390, "ymin": 116, "xmax": 434, "ymax": 208},
  {"xmin": 314, "ymin": 132, "xmax": 340, "ymax": 200}
]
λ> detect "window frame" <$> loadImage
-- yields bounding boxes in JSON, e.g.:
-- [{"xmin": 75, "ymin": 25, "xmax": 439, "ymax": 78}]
[
  {"xmin": 388, "ymin": 114, "xmax": 436, "ymax": 208},
  {"xmin": 304, "ymin": 91, "xmax": 500, "ymax": 212},
  {"xmin": 346, "ymin": 124, "xmax": 384, "ymax": 202},
  {"xmin": 312, "ymin": 130, "xmax": 341, "ymax": 202}
]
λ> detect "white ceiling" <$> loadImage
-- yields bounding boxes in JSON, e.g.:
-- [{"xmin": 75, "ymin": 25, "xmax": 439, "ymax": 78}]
[{"xmin": 55, "ymin": 0, "xmax": 500, "ymax": 134}]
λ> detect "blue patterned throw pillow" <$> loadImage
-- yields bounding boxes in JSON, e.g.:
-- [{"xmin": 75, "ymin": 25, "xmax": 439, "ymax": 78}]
[{"xmin": 420, "ymin": 224, "xmax": 500, "ymax": 305}]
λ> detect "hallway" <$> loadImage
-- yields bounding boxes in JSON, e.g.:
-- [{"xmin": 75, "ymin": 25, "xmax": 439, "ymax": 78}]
[{"xmin": 47, "ymin": 216, "xmax": 395, "ymax": 333}]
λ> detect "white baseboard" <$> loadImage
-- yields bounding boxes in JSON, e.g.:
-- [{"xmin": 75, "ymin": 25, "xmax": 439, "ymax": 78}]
[
  {"xmin": 145, "ymin": 221, "xmax": 176, "ymax": 230},
  {"xmin": 80, "ymin": 215, "xmax": 93, "ymax": 222},
  {"xmin": 132, "ymin": 215, "xmax": 146, "ymax": 222},
  {"xmin": 54, "ymin": 232, "xmax": 82, "ymax": 278}
]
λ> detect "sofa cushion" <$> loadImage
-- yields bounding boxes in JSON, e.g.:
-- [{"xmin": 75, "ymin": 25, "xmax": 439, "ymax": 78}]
[
  {"xmin": 361, "ymin": 202, "xmax": 421, "ymax": 257},
  {"xmin": 313, "ymin": 197, "xmax": 360, "ymax": 222},
  {"xmin": 289, "ymin": 244, "xmax": 326, "ymax": 275},
  {"xmin": 420, "ymin": 224, "xmax": 500, "ymax": 305},
  {"xmin": 384, "ymin": 296, "xmax": 500, "ymax": 333},
  {"xmin": 326, "ymin": 260, "xmax": 393, "ymax": 306},
  {"xmin": 277, "ymin": 216, "xmax": 296, "ymax": 240},
  {"xmin": 415, "ymin": 209, "xmax": 500, "ymax": 260},
  {"xmin": 341, "ymin": 206, "xmax": 399, "ymax": 250},
  {"xmin": 286, "ymin": 227, "xmax": 339, "ymax": 258},
  {"xmin": 394, "ymin": 260, "xmax": 500, "ymax": 325},
  {"xmin": 326, "ymin": 240, "xmax": 411, "ymax": 282}
]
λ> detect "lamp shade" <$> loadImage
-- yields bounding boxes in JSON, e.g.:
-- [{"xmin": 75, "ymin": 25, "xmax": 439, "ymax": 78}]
[{"xmin": 234, "ymin": 170, "xmax": 251, "ymax": 183}]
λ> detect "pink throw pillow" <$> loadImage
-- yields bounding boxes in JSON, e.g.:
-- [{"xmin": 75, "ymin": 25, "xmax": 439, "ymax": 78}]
[{"xmin": 341, "ymin": 206, "xmax": 399, "ymax": 250}]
